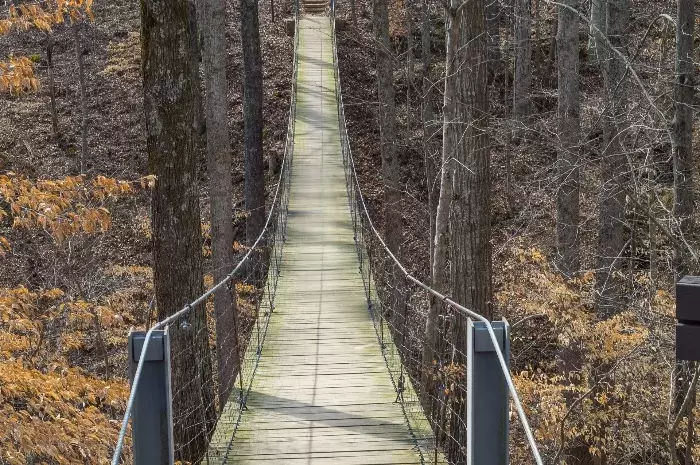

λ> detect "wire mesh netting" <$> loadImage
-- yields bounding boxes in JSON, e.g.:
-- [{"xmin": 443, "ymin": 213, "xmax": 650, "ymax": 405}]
[
  {"xmin": 110, "ymin": 11, "xmax": 299, "ymax": 464},
  {"xmin": 113, "ymin": 7, "xmax": 542, "ymax": 464},
  {"xmin": 329, "ymin": 10, "xmax": 542, "ymax": 465},
  {"xmin": 167, "ymin": 127, "xmax": 293, "ymax": 464}
]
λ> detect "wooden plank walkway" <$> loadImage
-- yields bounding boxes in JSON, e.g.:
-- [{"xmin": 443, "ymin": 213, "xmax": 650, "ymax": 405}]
[{"xmin": 207, "ymin": 15, "xmax": 429, "ymax": 464}]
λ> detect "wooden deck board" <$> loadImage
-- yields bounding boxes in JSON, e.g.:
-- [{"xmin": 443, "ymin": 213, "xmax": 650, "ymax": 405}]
[{"xmin": 207, "ymin": 15, "xmax": 433, "ymax": 464}]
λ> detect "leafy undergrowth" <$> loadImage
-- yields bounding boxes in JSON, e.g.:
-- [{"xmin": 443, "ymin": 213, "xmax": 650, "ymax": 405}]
[
  {"xmin": 0, "ymin": 283, "xmax": 138, "ymax": 464},
  {"xmin": 499, "ymin": 246, "xmax": 674, "ymax": 461}
]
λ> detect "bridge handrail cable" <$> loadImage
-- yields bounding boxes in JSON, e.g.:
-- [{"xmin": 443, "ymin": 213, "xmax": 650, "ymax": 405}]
[
  {"xmin": 329, "ymin": 6, "xmax": 543, "ymax": 464},
  {"xmin": 110, "ymin": 4, "xmax": 300, "ymax": 462}
]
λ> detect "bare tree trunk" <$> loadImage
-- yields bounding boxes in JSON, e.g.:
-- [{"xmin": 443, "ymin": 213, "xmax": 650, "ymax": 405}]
[
  {"xmin": 555, "ymin": 9, "xmax": 586, "ymax": 458},
  {"xmin": 73, "ymin": 22, "xmax": 88, "ymax": 173},
  {"xmin": 447, "ymin": 0, "xmax": 491, "ymax": 458},
  {"xmin": 373, "ymin": 0, "xmax": 406, "ymax": 383},
  {"xmin": 595, "ymin": 0, "xmax": 629, "ymax": 317},
  {"xmin": 201, "ymin": 0, "xmax": 239, "ymax": 408},
  {"xmin": 141, "ymin": 0, "xmax": 216, "ymax": 459},
  {"xmin": 648, "ymin": 167, "xmax": 657, "ymax": 295},
  {"xmin": 189, "ymin": 0, "xmax": 206, "ymax": 150},
  {"xmin": 421, "ymin": 0, "xmax": 438, "ymax": 270},
  {"xmin": 373, "ymin": 0, "xmax": 400, "ymax": 256},
  {"xmin": 588, "ymin": 0, "xmax": 607, "ymax": 62},
  {"xmin": 671, "ymin": 0, "xmax": 695, "ymax": 278},
  {"xmin": 406, "ymin": 0, "xmax": 414, "ymax": 146},
  {"xmin": 533, "ymin": 0, "xmax": 540, "ymax": 72},
  {"xmin": 486, "ymin": 0, "xmax": 502, "ymax": 79},
  {"xmin": 423, "ymin": 98, "xmax": 452, "ymax": 421},
  {"xmin": 671, "ymin": 3, "xmax": 696, "ymax": 462},
  {"xmin": 420, "ymin": 0, "xmax": 444, "ymax": 423},
  {"xmin": 513, "ymin": 0, "xmax": 531, "ymax": 120},
  {"xmin": 241, "ymin": 0, "xmax": 266, "ymax": 281},
  {"xmin": 555, "ymin": 0, "xmax": 580, "ymax": 277},
  {"xmin": 449, "ymin": 0, "xmax": 491, "ymax": 317}
]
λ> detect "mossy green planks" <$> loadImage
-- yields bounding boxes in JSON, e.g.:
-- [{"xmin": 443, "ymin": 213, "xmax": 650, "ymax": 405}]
[{"xmin": 207, "ymin": 16, "xmax": 428, "ymax": 464}]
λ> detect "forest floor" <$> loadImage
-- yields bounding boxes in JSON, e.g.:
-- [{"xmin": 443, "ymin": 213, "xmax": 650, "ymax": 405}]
[{"xmin": 0, "ymin": 0, "xmax": 293, "ymax": 462}]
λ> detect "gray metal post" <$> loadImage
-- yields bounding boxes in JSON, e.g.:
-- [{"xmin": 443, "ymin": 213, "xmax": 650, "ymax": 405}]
[
  {"xmin": 128, "ymin": 329, "xmax": 174, "ymax": 465},
  {"xmin": 676, "ymin": 276, "xmax": 700, "ymax": 361},
  {"xmin": 466, "ymin": 319, "xmax": 510, "ymax": 465}
]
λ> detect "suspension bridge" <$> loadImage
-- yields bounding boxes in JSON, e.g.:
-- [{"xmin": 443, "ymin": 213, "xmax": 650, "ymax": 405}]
[{"xmin": 112, "ymin": 6, "xmax": 543, "ymax": 465}]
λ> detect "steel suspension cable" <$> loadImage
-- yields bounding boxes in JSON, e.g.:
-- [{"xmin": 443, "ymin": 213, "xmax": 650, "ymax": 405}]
[
  {"xmin": 328, "ymin": 10, "xmax": 544, "ymax": 465},
  {"xmin": 110, "ymin": 7, "xmax": 299, "ymax": 462}
]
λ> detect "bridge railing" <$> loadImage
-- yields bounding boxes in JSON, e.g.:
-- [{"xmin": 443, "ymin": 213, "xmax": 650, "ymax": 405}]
[
  {"xmin": 110, "ymin": 6, "xmax": 299, "ymax": 464},
  {"xmin": 329, "ymin": 8, "xmax": 544, "ymax": 465}
]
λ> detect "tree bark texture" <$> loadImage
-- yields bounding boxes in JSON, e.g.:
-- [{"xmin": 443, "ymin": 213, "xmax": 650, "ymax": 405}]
[
  {"xmin": 588, "ymin": 0, "xmax": 607, "ymax": 62},
  {"xmin": 189, "ymin": 0, "xmax": 206, "ymax": 149},
  {"xmin": 513, "ymin": 0, "xmax": 531, "ymax": 119},
  {"xmin": 448, "ymin": 0, "xmax": 492, "ymax": 324},
  {"xmin": 671, "ymin": 2, "xmax": 696, "ymax": 460},
  {"xmin": 141, "ymin": 0, "xmax": 216, "ymax": 459},
  {"xmin": 555, "ymin": 0, "xmax": 580, "ymax": 277},
  {"xmin": 406, "ymin": 0, "xmax": 414, "ymax": 145},
  {"xmin": 595, "ymin": 0, "xmax": 629, "ymax": 317},
  {"xmin": 435, "ymin": 1, "xmax": 492, "ymax": 459},
  {"xmin": 421, "ymin": 0, "xmax": 438, "ymax": 271},
  {"xmin": 201, "ymin": 0, "xmax": 240, "ymax": 408},
  {"xmin": 373, "ymin": 0, "xmax": 400, "ymax": 257},
  {"xmin": 671, "ymin": 0, "xmax": 695, "ymax": 278},
  {"xmin": 372, "ymin": 0, "xmax": 404, "ymax": 343},
  {"xmin": 420, "ymin": 0, "xmax": 445, "ymax": 421},
  {"xmin": 241, "ymin": 0, "xmax": 266, "ymax": 281},
  {"xmin": 486, "ymin": 0, "xmax": 502, "ymax": 78}
]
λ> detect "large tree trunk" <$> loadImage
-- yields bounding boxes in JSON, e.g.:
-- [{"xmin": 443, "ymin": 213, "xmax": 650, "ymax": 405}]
[
  {"xmin": 189, "ymin": 0, "xmax": 206, "ymax": 150},
  {"xmin": 555, "ymin": 0, "xmax": 580, "ymax": 277},
  {"xmin": 201, "ymin": 0, "xmax": 239, "ymax": 408},
  {"xmin": 595, "ymin": 0, "xmax": 629, "ymax": 317},
  {"xmin": 373, "ymin": 0, "xmax": 400, "ymax": 256},
  {"xmin": 449, "ymin": 0, "xmax": 491, "ymax": 323},
  {"xmin": 513, "ymin": 0, "xmax": 531, "ymax": 120},
  {"xmin": 373, "ymin": 0, "xmax": 403, "ymax": 337},
  {"xmin": 555, "ymin": 3, "xmax": 589, "ymax": 463},
  {"xmin": 241, "ymin": 0, "xmax": 266, "ymax": 281},
  {"xmin": 446, "ymin": 0, "xmax": 491, "ymax": 459},
  {"xmin": 671, "ymin": 0, "xmax": 695, "ymax": 278},
  {"xmin": 141, "ymin": 0, "xmax": 216, "ymax": 460},
  {"xmin": 406, "ymin": 0, "xmax": 414, "ymax": 150},
  {"xmin": 670, "ymin": 2, "xmax": 696, "ymax": 461}
]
